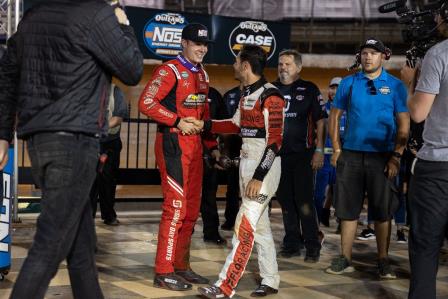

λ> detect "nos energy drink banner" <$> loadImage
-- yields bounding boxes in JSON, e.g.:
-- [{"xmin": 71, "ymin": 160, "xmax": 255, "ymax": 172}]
[
  {"xmin": 0, "ymin": 147, "xmax": 13, "ymax": 275},
  {"xmin": 126, "ymin": 7, "xmax": 290, "ymax": 67}
]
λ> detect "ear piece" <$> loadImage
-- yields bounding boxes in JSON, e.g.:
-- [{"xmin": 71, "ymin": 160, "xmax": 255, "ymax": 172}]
[
  {"xmin": 355, "ymin": 52, "xmax": 361, "ymax": 64},
  {"xmin": 384, "ymin": 47, "xmax": 392, "ymax": 60}
]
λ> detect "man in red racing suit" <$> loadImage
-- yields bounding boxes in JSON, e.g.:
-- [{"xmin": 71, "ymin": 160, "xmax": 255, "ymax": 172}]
[
  {"xmin": 138, "ymin": 23, "xmax": 214, "ymax": 291},
  {"xmin": 195, "ymin": 45, "xmax": 285, "ymax": 299}
]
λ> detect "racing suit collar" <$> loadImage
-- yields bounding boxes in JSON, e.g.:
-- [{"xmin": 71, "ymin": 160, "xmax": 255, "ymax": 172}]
[
  {"xmin": 176, "ymin": 55, "xmax": 202, "ymax": 73},
  {"xmin": 243, "ymin": 77, "xmax": 267, "ymax": 97}
]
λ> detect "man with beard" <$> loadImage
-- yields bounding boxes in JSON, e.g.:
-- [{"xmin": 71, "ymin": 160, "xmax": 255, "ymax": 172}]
[
  {"xmin": 326, "ymin": 38, "xmax": 409, "ymax": 279},
  {"xmin": 138, "ymin": 23, "xmax": 213, "ymax": 291},
  {"xmin": 191, "ymin": 45, "xmax": 285, "ymax": 299},
  {"xmin": 273, "ymin": 49, "xmax": 326, "ymax": 262}
]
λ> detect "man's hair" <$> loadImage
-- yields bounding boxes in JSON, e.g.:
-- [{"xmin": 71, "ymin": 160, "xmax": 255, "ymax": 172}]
[
  {"xmin": 278, "ymin": 49, "xmax": 302, "ymax": 67},
  {"xmin": 239, "ymin": 45, "xmax": 267, "ymax": 76}
]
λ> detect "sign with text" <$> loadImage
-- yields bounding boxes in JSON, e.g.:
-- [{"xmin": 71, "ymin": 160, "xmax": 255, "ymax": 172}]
[
  {"xmin": 0, "ymin": 147, "xmax": 13, "ymax": 272},
  {"xmin": 126, "ymin": 7, "xmax": 290, "ymax": 66}
]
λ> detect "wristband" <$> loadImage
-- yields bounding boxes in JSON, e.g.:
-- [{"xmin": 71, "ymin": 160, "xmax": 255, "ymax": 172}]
[
  {"xmin": 392, "ymin": 151, "xmax": 402, "ymax": 159},
  {"xmin": 315, "ymin": 148, "xmax": 323, "ymax": 153}
]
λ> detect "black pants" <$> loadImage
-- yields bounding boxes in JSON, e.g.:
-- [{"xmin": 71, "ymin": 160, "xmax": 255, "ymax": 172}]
[
  {"xmin": 90, "ymin": 138, "xmax": 122, "ymax": 222},
  {"xmin": 11, "ymin": 132, "xmax": 103, "ymax": 299},
  {"xmin": 277, "ymin": 150, "xmax": 320, "ymax": 251},
  {"xmin": 408, "ymin": 159, "xmax": 448, "ymax": 299},
  {"xmin": 201, "ymin": 164, "xmax": 220, "ymax": 238},
  {"xmin": 224, "ymin": 166, "xmax": 240, "ymax": 226}
]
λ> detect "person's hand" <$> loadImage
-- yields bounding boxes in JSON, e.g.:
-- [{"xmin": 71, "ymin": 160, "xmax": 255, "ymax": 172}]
[
  {"xmin": 245, "ymin": 179, "xmax": 262, "ymax": 199},
  {"xmin": 114, "ymin": 7, "xmax": 130, "ymax": 25},
  {"xmin": 400, "ymin": 64, "xmax": 417, "ymax": 88},
  {"xmin": 210, "ymin": 149, "xmax": 225, "ymax": 170},
  {"xmin": 177, "ymin": 118, "xmax": 200, "ymax": 135},
  {"xmin": 184, "ymin": 117, "xmax": 204, "ymax": 131},
  {"xmin": 0, "ymin": 140, "xmax": 9, "ymax": 171},
  {"xmin": 330, "ymin": 150, "xmax": 341, "ymax": 167},
  {"xmin": 311, "ymin": 151, "xmax": 324, "ymax": 170},
  {"xmin": 385, "ymin": 157, "xmax": 400, "ymax": 179}
]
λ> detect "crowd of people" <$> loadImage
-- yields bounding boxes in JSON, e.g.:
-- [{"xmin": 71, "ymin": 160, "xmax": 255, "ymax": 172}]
[{"xmin": 0, "ymin": 1, "xmax": 448, "ymax": 299}]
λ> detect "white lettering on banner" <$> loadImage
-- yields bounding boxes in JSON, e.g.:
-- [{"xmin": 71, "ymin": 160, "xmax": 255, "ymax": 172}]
[
  {"xmin": 153, "ymin": 27, "xmax": 182, "ymax": 44},
  {"xmin": 0, "ymin": 173, "xmax": 11, "ymax": 253},
  {"xmin": 155, "ymin": 13, "xmax": 185, "ymax": 25},
  {"xmin": 235, "ymin": 34, "xmax": 273, "ymax": 47}
]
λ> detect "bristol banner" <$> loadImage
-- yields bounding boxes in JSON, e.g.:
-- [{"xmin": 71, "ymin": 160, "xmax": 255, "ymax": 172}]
[
  {"xmin": 0, "ymin": 147, "xmax": 13, "ymax": 278},
  {"xmin": 125, "ymin": 6, "xmax": 291, "ymax": 67}
]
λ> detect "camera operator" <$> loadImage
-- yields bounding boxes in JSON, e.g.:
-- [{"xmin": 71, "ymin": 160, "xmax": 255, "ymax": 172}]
[{"xmin": 401, "ymin": 2, "xmax": 448, "ymax": 297}]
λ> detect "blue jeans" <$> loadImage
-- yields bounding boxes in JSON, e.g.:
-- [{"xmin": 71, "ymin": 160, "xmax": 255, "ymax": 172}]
[
  {"xmin": 314, "ymin": 154, "xmax": 335, "ymax": 222},
  {"xmin": 11, "ymin": 132, "xmax": 103, "ymax": 299}
]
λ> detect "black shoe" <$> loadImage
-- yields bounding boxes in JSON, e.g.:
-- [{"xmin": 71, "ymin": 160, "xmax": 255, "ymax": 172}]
[
  {"xmin": 278, "ymin": 247, "xmax": 301, "ymax": 258},
  {"xmin": 175, "ymin": 269, "xmax": 209, "ymax": 284},
  {"xmin": 321, "ymin": 208, "xmax": 330, "ymax": 227},
  {"xmin": 220, "ymin": 222, "xmax": 234, "ymax": 231},
  {"xmin": 304, "ymin": 248, "xmax": 320, "ymax": 263},
  {"xmin": 250, "ymin": 284, "xmax": 278, "ymax": 297},
  {"xmin": 203, "ymin": 234, "xmax": 227, "ymax": 245},
  {"xmin": 153, "ymin": 273, "xmax": 192, "ymax": 291},
  {"xmin": 104, "ymin": 218, "xmax": 120, "ymax": 226}
]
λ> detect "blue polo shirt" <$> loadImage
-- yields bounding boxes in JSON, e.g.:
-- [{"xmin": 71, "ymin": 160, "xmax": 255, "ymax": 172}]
[{"xmin": 333, "ymin": 69, "xmax": 408, "ymax": 152}]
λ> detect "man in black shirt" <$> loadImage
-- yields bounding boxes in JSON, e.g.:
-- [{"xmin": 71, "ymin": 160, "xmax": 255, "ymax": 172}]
[
  {"xmin": 201, "ymin": 87, "xmax": 227, "ymax": 244},
  {"xmin": 219, "ymin": 85, "xmax": 243, "ymax": 230},
  {"xmin": 273, "ymin": 49, "xmax": 326, "ymax": 262}
]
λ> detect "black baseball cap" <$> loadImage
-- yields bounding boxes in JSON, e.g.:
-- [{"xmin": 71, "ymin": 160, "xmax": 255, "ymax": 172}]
[
  {"xmin": 360, "ymin": 38, "xmax": 387, "ymax": 53},
  {"xmin": 181, "ymin": 23, "xmax": 214, "ymax": 44}
]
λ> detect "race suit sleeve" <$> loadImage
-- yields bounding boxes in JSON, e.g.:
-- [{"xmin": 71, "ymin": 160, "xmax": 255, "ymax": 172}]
[
  {"xmin": 0, "ymin": 35, "xmax": 19, "ymax": 143},
  {"xmin": 138, "ymin": 65, "xmax": 180, "ymax": 127},
  {"xmin": 203, "ymin": 105, "xmax": 241, "ymax": 134},
  {"xmin": 252, "ymin": 95, "xmax": 284, "ymax": 181},
  {"xmin": 86, "ymin": 5, "xmax": 143, "ymax": 85}
]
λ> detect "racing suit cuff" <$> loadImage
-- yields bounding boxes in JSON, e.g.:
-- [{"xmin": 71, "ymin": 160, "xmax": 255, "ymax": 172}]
[
  {"xmin": 252, "ymin": 145, "xmax": 278, "ymax": 182},
  {"xmin": 203, "ymin": 119, "xmax": 212, "ymax": 132},
  {"xmin": 252, "ymin": 170, "xmax": 267, "ymax": 182},
  {"xmin": 173, "ymin": 117, "xmax": 181, "ymax": 128}
]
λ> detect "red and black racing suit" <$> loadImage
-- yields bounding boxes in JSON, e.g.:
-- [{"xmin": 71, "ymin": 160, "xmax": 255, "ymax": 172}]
[{"xmin": 139, "ymin": 55, "xmax": 214, "ymax": 274}]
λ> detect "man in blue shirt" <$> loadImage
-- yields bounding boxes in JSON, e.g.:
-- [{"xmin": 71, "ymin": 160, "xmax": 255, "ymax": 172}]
[
  {"xmin": 314, "ymin": 77, "xmax": 344, "ymax": 227},
  {"xmin": 326, "ymin": 38, "xmax": 410, "ymax": 279}
]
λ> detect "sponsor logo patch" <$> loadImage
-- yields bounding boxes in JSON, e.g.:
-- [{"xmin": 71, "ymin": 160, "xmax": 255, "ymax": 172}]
[
  {"xmin": 159, "ymin": 69, "xmax": 169, "ymax": 76},
  {"xmin": 181, "ymin": 71, "xmax": 189, "ymax": 79},
  {"xmin": 184, "ymin": 94, "xmax": 207, "ymax": 107},
  {"xmin": 379, "ymin": 86, "xmax": 391, "ymax": 95}
]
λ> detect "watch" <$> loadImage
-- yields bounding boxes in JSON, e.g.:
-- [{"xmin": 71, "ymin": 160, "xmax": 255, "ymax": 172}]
[{"xmin": 392, "ymin": 151, "xmax": 402, "ymax": 159}]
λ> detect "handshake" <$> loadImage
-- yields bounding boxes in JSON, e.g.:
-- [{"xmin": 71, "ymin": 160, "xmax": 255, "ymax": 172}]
[{"xmin": 177, "ymin": 117, "xmax": 204, "ymax": 135}]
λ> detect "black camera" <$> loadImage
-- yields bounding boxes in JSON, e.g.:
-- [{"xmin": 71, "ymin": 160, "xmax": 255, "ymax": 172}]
[{"xmin": 379, "ymin": 0, "xmax": 445, "ymax": 67}]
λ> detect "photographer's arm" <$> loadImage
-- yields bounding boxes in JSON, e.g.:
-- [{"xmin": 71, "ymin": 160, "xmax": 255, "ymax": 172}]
[
  {"xmin": 401, "ymin": 57, "xmax": 437, "ymax": 123},
  {"xmin": 407, "ymin": 92, "xmax": 436, "ymax": 123}
]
